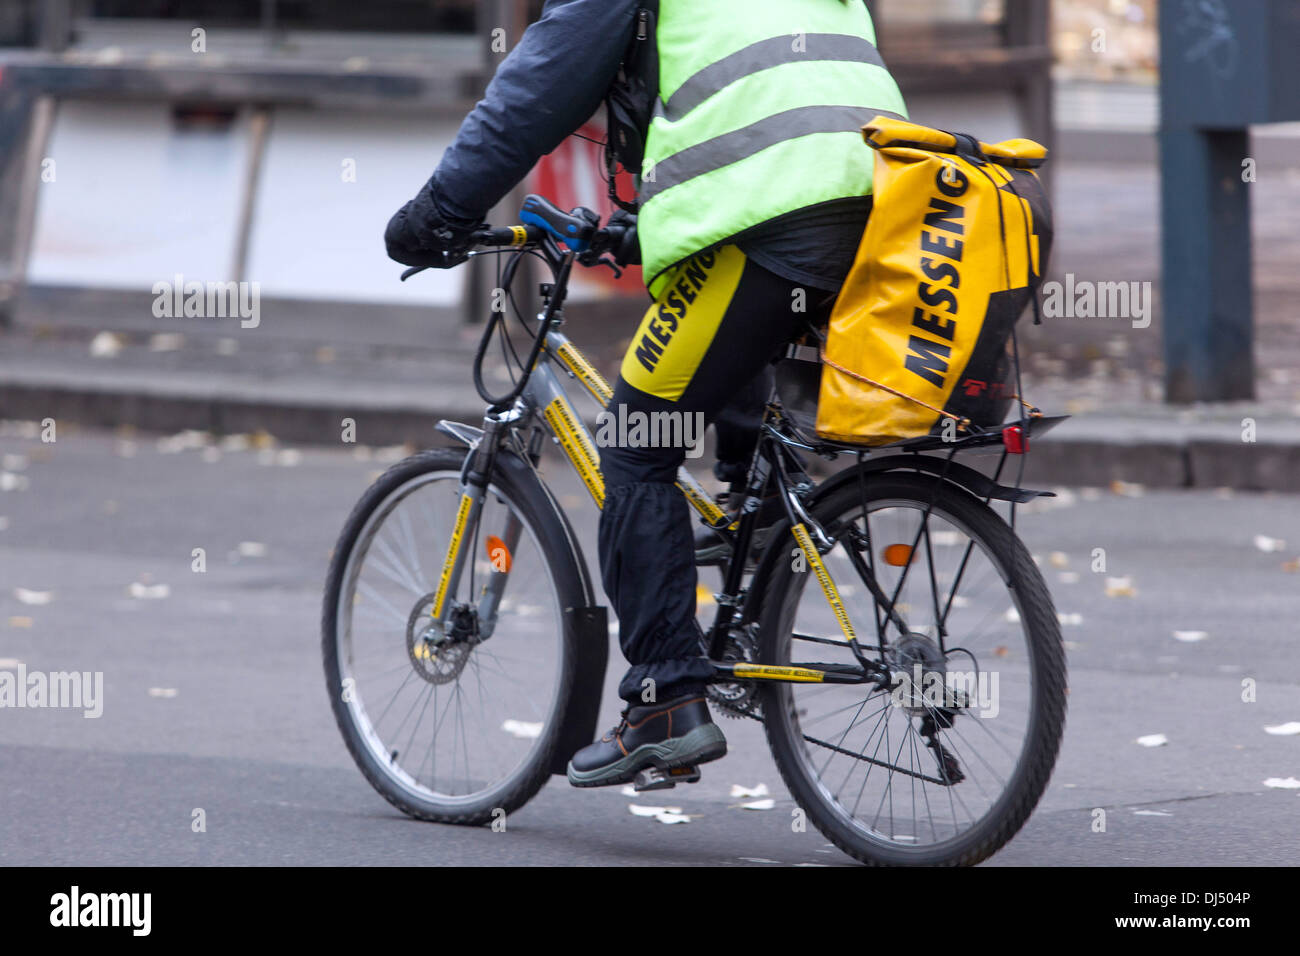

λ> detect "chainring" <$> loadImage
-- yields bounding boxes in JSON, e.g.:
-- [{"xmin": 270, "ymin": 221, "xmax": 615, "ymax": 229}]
[{"xmin": 707, "ymin": 626, "xmax": 763, "ymax": 720}]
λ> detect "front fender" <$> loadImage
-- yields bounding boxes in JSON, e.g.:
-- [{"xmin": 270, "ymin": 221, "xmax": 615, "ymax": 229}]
[{"xmin": 436, "ymin": 419, "xmax": 608, "ymax": 775}]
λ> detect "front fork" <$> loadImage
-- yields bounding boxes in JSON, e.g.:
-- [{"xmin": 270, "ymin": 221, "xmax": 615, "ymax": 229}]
[{"xmin": 430, "ymin": 407, "xmax": 523, "ymax": 640}]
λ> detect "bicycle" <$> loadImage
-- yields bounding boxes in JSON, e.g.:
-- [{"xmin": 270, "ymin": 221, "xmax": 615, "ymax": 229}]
[{"xmin": 322, "ymin": 194, "xmax": 1068, "ymax": 866}]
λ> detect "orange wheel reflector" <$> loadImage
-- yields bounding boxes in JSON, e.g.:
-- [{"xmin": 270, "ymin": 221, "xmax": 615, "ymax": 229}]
[
  {"xmin": 883, "ymin": 544, "xmax": 914, "ymax": 567},
  {"xmin": 486, "ymin": 536, "xmax": 512, "ymax": 573}
]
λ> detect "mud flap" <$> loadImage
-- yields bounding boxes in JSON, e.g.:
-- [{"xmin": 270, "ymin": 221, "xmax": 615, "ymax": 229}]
[{"xmin": 549, "ymin": 605, "xmax": 609, "ymax": 775}]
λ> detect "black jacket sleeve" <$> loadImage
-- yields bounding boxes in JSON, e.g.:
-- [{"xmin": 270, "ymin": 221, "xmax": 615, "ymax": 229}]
[{"xmin": 428, "ymin": 0, "xmax": 641, "ymax": 224}]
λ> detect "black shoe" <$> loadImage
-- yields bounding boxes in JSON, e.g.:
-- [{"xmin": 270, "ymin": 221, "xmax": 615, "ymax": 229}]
[{"xmin": 566, "ymin": 694, "xmax": 727, "ymax": 788}]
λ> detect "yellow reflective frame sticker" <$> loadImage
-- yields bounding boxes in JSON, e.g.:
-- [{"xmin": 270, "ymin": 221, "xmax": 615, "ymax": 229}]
[
  {"xmin": 509, "ymin": 225, "xmax": 528, "ymax": 246},
  {"xmin": 543, "ymin": 397, "xmax": 605, "ymax": 507},
  {"xmin": 732, "ymin": 663, "xmax": 825, "ymax": 683},
  {"xmin": 555, "ymin": 342, "xmax": 613, "ymax": 403},
  {"xmin": 791, "ymin": 523, "xmax": 857, "ymax": 644},
  {"xmin": 676, "ymin": 469, "xmax": 729, "ymax": 526},
  {"xmin": 432, "ymin": 493, "xmax": 473, "ymax": 618}
]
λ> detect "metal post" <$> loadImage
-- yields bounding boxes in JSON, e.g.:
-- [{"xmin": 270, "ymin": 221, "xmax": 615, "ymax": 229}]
[
  {"xmin": 38, "ymin": 0, "xmax": 73, "ymax": 53},
  {"xmin": 1159, "ymin": 126, "xmax": 1255, "ymax": 402}
]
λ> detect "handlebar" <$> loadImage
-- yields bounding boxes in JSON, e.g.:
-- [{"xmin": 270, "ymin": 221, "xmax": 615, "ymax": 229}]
[{"xmin": 400, "ymin": 194, "xmax": 638, "ymax": 281}]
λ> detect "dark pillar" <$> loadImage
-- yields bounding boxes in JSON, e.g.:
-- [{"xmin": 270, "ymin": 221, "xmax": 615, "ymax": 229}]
[{"xmin": 1159, "ymin": 126, "xmax": 1255, "ymax": 402}]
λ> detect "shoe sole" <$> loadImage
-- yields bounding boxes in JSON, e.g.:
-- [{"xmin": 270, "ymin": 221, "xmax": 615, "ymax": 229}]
[{"xmin": 566, "ymin": 723, "xmax": 728, "ymax": 789}]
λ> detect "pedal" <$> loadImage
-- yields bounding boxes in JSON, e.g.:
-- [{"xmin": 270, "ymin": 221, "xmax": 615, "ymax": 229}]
[{"xmin": 633, "ymin": 765, "xmax": 701, "ymax": 792}]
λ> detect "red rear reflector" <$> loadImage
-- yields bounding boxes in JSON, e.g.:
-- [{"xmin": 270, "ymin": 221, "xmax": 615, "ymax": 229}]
[{"xmin": 1002, "ymin": 425, "xmax": 1027, "ymax": 454}]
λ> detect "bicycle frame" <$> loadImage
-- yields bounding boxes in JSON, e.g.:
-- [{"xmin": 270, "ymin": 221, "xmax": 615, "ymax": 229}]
[
  {"xmin": 427, "ymin": 251, "xmax": 890, "ymax": 692},
  {"xmin": 424, "ymin": 230, "xmax": 1065, "ymax": 693}
]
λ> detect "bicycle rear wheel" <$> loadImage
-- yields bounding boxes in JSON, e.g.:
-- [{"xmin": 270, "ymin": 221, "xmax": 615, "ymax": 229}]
[
  {"xmin": 758, "ymin": 471, "xmax": 1066, "ymax": 865},
  {"xmin": 322, "ymin": 447, "xmax": 582, "ymax": 824}
]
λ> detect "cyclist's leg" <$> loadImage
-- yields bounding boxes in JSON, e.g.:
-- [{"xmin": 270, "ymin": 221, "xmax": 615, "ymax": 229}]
[{"xmin": 598, "ymin": 245, "xmax": 813, "ymax": 706}]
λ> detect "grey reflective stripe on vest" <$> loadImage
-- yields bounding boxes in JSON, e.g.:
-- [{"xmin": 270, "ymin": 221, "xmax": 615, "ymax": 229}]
[
  {"xmin": 639, "ymin": 105, "xmax": 905, "ymax": 205},
  {"xmin": 660, "ymin": 33, "xmax": 886, "ymax": 122}
]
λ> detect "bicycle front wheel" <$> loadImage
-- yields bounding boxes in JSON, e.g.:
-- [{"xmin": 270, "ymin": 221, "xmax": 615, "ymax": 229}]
[
  {"xmin": 759, "ymin": 471, "xmax": 1066, "ymax": 865},
  {"xmin": 322, "ymin": 447, "xmax": 582, "ymax": 824}
]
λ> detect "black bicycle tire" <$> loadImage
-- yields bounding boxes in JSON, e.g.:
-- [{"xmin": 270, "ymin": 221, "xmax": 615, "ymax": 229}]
[
  {"xmin": 321, "ymin": 446, "xmax": 584, "ymax": 825},
  {"xmin": 757, "ymin": 471, "xmax": 1067, "ymax": 866}
]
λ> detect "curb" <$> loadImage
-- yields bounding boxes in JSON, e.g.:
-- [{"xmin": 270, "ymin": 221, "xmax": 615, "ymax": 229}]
[{"xmin": 2, "ymin": 379, "xmax": 1297, "ymax": 493}]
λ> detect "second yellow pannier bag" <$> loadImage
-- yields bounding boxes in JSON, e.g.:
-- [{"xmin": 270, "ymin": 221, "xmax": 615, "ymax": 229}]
[{"xmin": 816, "ymin": 116, "xmax": 1053, "ymax": 446}]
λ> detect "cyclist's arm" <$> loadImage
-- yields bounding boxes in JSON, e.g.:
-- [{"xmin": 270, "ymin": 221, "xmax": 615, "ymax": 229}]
[{"xmin": 427, "ymin": 0, "xmax": 640, "ymax": 225}]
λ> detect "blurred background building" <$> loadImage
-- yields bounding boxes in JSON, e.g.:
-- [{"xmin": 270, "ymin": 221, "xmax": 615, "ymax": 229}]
[
  {"xmin": 0, "ymin": 0, "xmax": 1156, "ymax": 320},
  {"xmin": 3, "ymin": 0, "xmax": 1296, "ymax": 426}
]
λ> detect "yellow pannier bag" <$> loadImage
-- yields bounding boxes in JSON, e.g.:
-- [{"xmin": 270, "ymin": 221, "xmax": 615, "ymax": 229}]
[{"xmin": 816, "ymin": 116, "xmax": 1053, "ymax": 446}]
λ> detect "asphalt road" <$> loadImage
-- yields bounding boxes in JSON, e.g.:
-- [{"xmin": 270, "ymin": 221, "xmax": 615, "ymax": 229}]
[{"xmin": 1, "ymin": 423, "xmax": 1298, "ymax": 866}]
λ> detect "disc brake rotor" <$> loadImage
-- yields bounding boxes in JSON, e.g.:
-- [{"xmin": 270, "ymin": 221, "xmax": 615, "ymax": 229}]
[{"xmin": 406, "ymin": 594, "xmax": 473, "ymax": 685}]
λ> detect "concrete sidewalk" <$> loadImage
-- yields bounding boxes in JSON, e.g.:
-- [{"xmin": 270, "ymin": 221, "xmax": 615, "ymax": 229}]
[{"xmin": 3, "ymin": 318, "xmax": 1299, "ymax": 493}]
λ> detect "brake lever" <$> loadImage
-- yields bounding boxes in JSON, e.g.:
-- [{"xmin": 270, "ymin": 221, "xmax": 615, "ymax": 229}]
[{"xmin": 591, "ymin": 255, "xmax": 624, "ymax": 279}]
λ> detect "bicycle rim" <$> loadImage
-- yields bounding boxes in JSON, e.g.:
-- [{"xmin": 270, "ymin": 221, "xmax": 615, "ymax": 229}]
[
  {"xmin": 334, "ymin": 466, "xmax": 566, "ymax": 810},
  {"xmin": 764, "ymin": 477, "xmax": 1062, "ymax": 862}
]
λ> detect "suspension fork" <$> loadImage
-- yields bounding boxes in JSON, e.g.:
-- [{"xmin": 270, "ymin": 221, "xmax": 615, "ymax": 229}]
[{"xmin": 429, "ymin": 405, "xmax": 521, "ymax": 633}]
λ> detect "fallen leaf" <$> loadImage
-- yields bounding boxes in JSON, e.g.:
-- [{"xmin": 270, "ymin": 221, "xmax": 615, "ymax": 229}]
[
  {"xmin": 1254, "ymin": 535, "xmax": 1286, "ymax": 553},
  {"xmin": 13, "ymin": 588, "xmax": 53, "ymax": 605},
  {"xmin": 1133, "ymin": 809, "xmax": 1173, "ymax": 817},
  {"xmin": 1058, "ymin": 571, "xmax": 1079, "ymax": 584},
  {"xmin": 89, "ymin": 331, "xmax": 124, "ymax": 358},
  {"xmin": 7, "ymin": 617, "xmax": 33, "ymax": 628},
  {"xmin": 1264, "ymin": 722, "xmax": 1300, "ymax": 736},
  {"xmin": 1172, "ymin": 630, "xmax": 1208, "ymax": 643},
  {"xmin": 740, "ymin": 798, "xmax": 775, "ymax": 811},
  {"xmin": 729, "ymin": 783, "xmax": 770, "ymax": 799},
  {"xmin": 1048, "ymin": 551, "xmax": 1069, "ymax": 569},
  {"xmin": 148, "ymin": 332, "xmax": 185, "ymax": 352},
  {"xmin": 128, "ymin": 581, "xmax": 170, "ymax": 600},
  {"xmin": 0, "ymin": 472, "xmax": 30, "ymax": 492},
  {"xmin": 629, "ymin": 804, "xmax": 691, "ymax": 824},
  {"xmin": 1136, "ymin": 733, "xmax": 1168, "ymax": 748},
  {"xmin": 237, "ymin": 541, "xmax": 267, "ymax": 558},
  {"xmin": 1058, "ymin": 612, "xmax": 1084, "ymax": 626},
  {"xmin": 1109, "ymin": 479, "xmax": 1145, "ymax": 498},
  {"xmin": 148, "ymin": 687, "xmax": 178, "ymax": 698},
  {"xmin": 1263, "ymin": 777, "xmax": 1300, "ymax": 789},
  {"xmin": 501, "ymin": 719, "xmax": 542, "ymax": 739},
  {"xmin": 1104, "ymin": 576, "xmax": 1136, "ymax": 598}
]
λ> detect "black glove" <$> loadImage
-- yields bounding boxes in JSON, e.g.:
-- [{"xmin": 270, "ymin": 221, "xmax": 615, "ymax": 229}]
[
  {"xmin": 384, "ymin": 181, "xmax": 483, "ymax": 268},
  {"xmin": 606, "ymin": 208, "xmax": 640, "ymax": 266}
]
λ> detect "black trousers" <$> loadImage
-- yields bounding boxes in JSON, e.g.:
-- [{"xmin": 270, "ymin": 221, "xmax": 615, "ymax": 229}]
[{"xmin": 598, "ymin": 245, "xmax": 834, "ymax": 703}]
